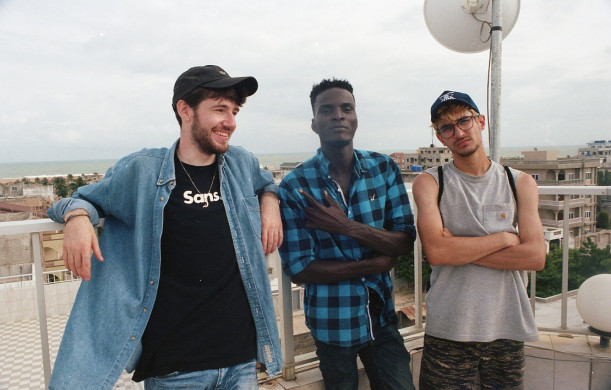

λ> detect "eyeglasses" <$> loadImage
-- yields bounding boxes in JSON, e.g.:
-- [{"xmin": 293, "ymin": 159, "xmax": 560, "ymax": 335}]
[{"xmin": 436, "ymin": 115, "xmax": 480, "ymax": 139}]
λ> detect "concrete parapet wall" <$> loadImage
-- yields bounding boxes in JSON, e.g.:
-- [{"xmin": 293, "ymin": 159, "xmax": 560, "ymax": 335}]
[{"xmin": 0, "ymin": 280, "xmax": 80, "ymax": 324}]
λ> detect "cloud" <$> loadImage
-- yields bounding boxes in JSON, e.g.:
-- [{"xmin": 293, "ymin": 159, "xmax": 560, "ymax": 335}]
[{"xmin": 0, "ymin": 0, "xmax": 609, "ymax": 162}]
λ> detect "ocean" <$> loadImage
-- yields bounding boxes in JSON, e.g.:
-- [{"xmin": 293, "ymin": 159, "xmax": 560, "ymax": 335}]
[{"xmin": 0, "ymin": 145, "xmax": 581, "ymax": 180}]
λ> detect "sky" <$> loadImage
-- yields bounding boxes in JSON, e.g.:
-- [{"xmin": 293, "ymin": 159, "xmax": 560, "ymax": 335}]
[{"xmin": 0, "ymin": 0, "xmax": 609, "ymax": 163}]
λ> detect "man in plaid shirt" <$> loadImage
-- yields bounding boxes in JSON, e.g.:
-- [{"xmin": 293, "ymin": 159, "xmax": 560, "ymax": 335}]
[{"xmin": 279, "ymin": 78, "xmax": 416, "ymax": 390}]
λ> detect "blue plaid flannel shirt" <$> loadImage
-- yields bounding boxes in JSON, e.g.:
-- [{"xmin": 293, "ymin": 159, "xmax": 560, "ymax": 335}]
[{"xmin": 279, "ymin": 148, "xmax": 416, "ymax": 347}]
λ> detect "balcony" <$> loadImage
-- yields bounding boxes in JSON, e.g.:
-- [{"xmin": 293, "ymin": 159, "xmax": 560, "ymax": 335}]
[
  {"xmin": 540, "ymin": 217, "xmax": 584, "ymax": 229},
  {"xmin": 538, "ymin": 180, "xmax": 586, "ymax": 186},
  {"xmin": 1, "ymin": 186, "xmax": 610, "ymax": 389},
  {"xmin": 539, "ymin": 197, "xmax": 586, "ymax": 210}
]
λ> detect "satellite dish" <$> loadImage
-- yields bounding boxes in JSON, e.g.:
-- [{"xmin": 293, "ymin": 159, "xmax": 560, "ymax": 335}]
[{"xmin": 424, "ymin": 0, "xmax": 520, "ymax": 53}]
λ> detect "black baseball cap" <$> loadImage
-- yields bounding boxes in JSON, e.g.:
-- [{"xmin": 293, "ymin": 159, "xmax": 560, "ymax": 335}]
[
  {"xmin": 430, "ymin": 90, "xmax": 480, "ymax": 122},
  {"xmin": 172, "ymin": 65, "xmax": 258, "ymax": 109}
]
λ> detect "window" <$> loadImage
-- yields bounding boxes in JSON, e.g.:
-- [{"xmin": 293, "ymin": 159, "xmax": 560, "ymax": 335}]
[
  {"xmin": 585, "ymin": 211, "xmax": 591, "ymax": 218},
  {"xmin": 531, "ymin": 174, "xmax": 539, "ymax": 181},
  {"xmin": 569, "ymin": 212, "xmax": 575, "ymax": 219},
  {"xmin": 585, "ymin": 229, "xmax": 591, "ymax": 234},
  {"xmin": 568, "ymin": 173, "xmax": 575, "ymax": 180},
  {"xmin": 586, "ymin": 172, "xmax": 592, "ymax": 180}
]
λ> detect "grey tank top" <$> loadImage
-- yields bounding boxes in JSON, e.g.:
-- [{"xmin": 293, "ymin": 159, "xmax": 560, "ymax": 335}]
[{"xmin": 424, "ymin": 161, "xmax": 539, "ymax": 342}]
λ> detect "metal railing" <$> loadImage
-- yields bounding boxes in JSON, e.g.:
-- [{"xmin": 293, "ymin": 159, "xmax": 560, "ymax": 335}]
[
  {"xmin": 0, "ymin": 185, "xmax": 609, "ymax": 385},
  {"xmin": 0, "ymin": 219, "xmax": 63, "ymax": 388}
]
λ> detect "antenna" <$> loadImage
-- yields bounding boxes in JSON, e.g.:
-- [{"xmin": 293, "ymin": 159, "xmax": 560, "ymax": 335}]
[{"xmin": 423, "ymin": 0, "xmax": 520, "ymax": 161}]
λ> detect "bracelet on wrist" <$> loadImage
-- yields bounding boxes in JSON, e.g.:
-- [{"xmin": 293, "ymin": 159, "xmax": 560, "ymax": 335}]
[{"xmin": 64, "ymin": 213, "xmax": 89, "ymax": 225}]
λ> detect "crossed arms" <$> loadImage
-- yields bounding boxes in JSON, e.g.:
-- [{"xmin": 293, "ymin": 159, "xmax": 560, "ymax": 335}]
[
  {"xmin": 287, "ymin": 190, "xmax": 414, "ymax": 284},
  {"xmin": 412, "ymin": 172, "xmax": 546, "ymax": 271}
]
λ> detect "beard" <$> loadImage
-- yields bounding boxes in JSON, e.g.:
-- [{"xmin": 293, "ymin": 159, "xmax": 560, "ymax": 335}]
[{"xmin": 190, "ymin": 115, "xmax": 230, "ymax": 155}]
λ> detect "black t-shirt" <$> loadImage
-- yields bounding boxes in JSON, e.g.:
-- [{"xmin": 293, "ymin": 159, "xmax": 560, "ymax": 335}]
[{"xmin": 133, "ymin": 155, "xmax": 256, "ymax": 381}]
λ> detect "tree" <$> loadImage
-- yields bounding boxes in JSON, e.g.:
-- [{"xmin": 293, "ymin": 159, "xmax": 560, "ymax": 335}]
[
  {"xmin": 598, "ymin": 209, "xmax": 610, "ymax": 229},
  {"xmin": 536, "ymin": 239, "xmax": 611, "ymax": 297},
  {"xmin": 597, "ymin": 170, "xmax": 611, "ymax": 186},
  {"xmin": 396, "ymin": 252, "xmax": 432, "ymax": 292},
  {"xmin": 53, "ymin": 177, "xmax": 68, "ymax": 198},
  {"xmin": 41, "ymin": 178, "xmax": 49, "ymax": 185},
  {"xmin": 535, "ymin": 247, "xmax": 564, "ymax": 297}
]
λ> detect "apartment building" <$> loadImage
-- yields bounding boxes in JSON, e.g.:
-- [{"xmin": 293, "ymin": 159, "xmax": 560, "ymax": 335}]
[
  {"xmin": 391, "ymin": 145, "xmax": 452, "ymax": 184},
  {"xmin": 578, "ymin": 139, "xmax": 611, "ymax": 160},
  {"xmin": 501, "ymin": 150, "xmax": 606, "ymax": 249}
]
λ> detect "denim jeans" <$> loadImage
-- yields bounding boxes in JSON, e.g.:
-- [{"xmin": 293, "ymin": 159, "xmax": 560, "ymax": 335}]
[
  {"xmin": 143, "ymin": 359, "xmax": 257, "ymax": 390},
  {"xmin": 314, "ymin": 324, "xmax": 415, "ymax": 390}
]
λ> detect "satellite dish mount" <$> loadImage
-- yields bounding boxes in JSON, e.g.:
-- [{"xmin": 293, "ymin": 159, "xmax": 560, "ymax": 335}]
[{"xmin": 424, "ymin": 0, "xmax": 520, "ymax": 162}]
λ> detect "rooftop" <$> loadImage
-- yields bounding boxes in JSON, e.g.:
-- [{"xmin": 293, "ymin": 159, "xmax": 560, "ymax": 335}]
[{"xmin": 1, "ymin": 185, "xmax": 610, "ymax": 389}]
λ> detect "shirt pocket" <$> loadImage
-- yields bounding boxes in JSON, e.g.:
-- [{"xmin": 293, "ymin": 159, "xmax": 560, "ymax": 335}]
[
  {"xmin": 243, "ymin": 196, "xmax": 262, "ymax": 239},
  {"xmin": 482, "ymin": 203, "xmax": 515, "ymax": 232}
]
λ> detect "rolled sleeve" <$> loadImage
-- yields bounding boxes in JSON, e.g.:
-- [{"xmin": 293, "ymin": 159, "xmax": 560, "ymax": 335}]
[{"xmin": 47, "ymin": 197, "xmax": 101, "ymax": 226}]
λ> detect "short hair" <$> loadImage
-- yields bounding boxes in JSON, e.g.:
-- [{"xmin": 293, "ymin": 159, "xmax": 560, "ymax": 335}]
[
  {"xmin": 431, "ymin": 102, "xmax": 478, "ymax": 132},
  {"xmin": 173, "ymin": 86, "xmax": 248, "ymax": 126},
  {"xmin": 309, "ymin": 78, "xmax": 354, "ymax": 111}
]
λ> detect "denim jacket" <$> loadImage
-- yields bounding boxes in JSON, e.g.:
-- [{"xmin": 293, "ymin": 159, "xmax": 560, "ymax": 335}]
[{"xmin": 47, "ymin": 140, "xmax": 282, "ymax": 389}]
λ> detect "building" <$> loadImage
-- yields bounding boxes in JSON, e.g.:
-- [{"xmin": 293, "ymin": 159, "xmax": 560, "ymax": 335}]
[
  {"xmin": 579, "ymin": 140, "xmax": 611, "ymax": 215},
  {"xmin": 578, "ymin": 139, "xmax": 611, "ymax": 159},
  {"xmin": 270, "ymin": 162, "xmax": 302, "ymax": 183},
  {"xmin": 501, "ymin": 150, "xmax": 608, "ymax": 249},
  {"xmin": 391, "ymin": 145, "xmax": 452, "ymax": 184}
]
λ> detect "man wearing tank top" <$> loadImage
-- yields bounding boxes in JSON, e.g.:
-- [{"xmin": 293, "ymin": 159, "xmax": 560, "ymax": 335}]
[{"xmin": 412, "ymin": 91, "xmax": 546, "ymax": 389}]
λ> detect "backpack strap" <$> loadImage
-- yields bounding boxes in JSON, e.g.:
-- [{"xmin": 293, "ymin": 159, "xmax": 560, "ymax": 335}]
[
  {"xmin": 503, "ymin": 165, "xmax": 518, "ymax": 207},
  {"xmin": 437, "ymin": 164, "xmax": 517, "ymax": 207},
  {"xmin": 437, "ymin": 165, "xmax": 444, "ymax": 206}
]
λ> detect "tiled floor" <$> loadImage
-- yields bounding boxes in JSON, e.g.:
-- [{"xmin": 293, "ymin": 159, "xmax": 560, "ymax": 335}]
[
  {"xmin": 0, "ymin": 314, "xmax": 139, "ymax": 390},
  {"xmin": 2, "ymin": 297, "xmax": 610, "ymax": 389}
]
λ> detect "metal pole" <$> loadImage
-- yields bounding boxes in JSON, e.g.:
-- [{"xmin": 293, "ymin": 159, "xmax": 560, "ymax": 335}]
[
  {"xmin": 529, "ymin": 270, "xmax": 537, "ymax": 315},
  {"xmin": 414, "ymin": 238, "xmax": 424, "ymax": 329},
  {"xmin": 489, "ymin": 0, "xmax": 503, "ymax": 162},
  {"xmin": 561, "ymin": 197, "xmax": 570, "ymax": 329},
  {"xmin": 275, "ymin": 252, "xmax": 296, "ymax": 380},
  {"xmin": 32, "ymin": 232, "xmax": 52, "ymax": 388}
]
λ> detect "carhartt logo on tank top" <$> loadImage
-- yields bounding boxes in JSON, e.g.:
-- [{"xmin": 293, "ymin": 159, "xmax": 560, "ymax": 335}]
[{"xmin": 183, "ymin": 191, "xmax": 222, "ymax": 208}]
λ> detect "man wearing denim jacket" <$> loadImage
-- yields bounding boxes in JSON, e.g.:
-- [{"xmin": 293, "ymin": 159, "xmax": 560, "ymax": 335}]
[{"xmin": 46, "ymin": 65, "xmax": 282, "ymax": 389}]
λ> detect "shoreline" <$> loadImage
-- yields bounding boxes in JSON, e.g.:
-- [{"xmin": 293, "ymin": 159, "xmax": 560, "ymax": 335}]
[
  {"xmin": 0, "ymin": 145, "xmax": 582, "ymax": 182},
  {"xmin": 0, "ymin": 173, "xmax": 104, "ymax": 186}
]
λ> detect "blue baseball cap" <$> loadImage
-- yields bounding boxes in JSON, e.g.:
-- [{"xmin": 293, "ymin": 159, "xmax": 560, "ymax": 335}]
[{"xmin": 430, "ymin": 90, "xmax": 480, "ymax": 122}]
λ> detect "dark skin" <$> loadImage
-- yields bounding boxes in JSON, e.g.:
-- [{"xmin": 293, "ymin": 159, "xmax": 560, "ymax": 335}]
[{"xmin": 291, "ymin": 88, "xmax": 414, "ymax": 284}]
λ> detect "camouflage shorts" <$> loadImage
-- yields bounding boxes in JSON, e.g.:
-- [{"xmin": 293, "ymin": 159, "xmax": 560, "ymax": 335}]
[{"xmin": 419, "ymin": 334, "xmax": 525, "ymax": 390}]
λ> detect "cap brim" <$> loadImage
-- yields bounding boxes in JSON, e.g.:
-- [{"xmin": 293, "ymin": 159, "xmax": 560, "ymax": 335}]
[{"xmin": 205, "ymin": 76, "xmax": 258, "ymax": 97}]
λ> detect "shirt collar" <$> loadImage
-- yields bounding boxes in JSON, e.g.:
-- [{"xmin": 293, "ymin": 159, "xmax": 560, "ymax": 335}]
[{"xmin": 314, "ymin": 148, "xmax": 367, "ymax": 178}]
